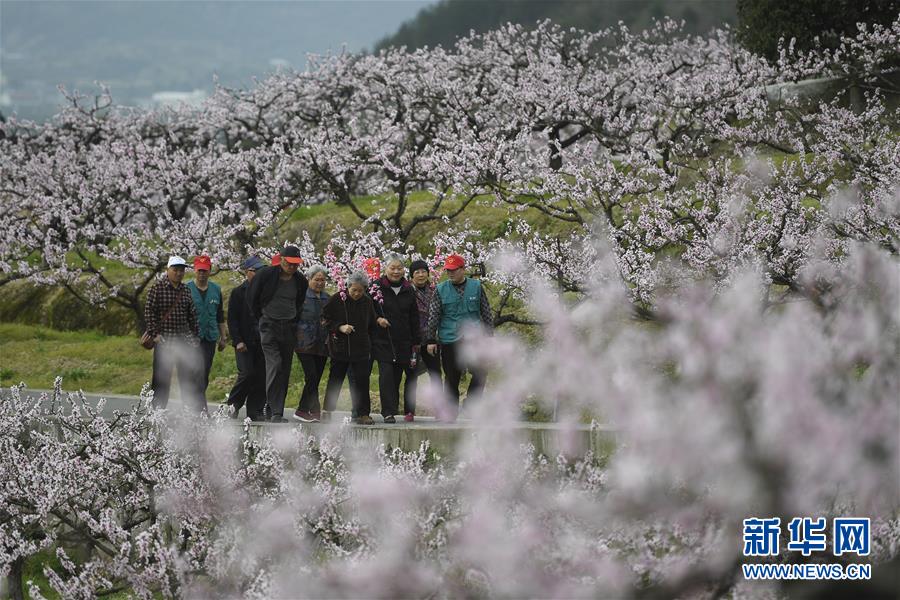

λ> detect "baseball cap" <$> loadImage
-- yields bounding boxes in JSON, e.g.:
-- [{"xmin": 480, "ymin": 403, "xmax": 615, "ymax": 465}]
[
  {"xmin": 242, "ymin": 256, "xmax": 266, "ymax": 270},
  {"xmin": 167, "ymin": 256, "xmax": 187, "ymax": 268},
  {"xmin": 444, "ymin": 254, "xmax": 465, "ymax": 271},
  {"xmin": 281, "ymin": 245, "xmax": 303, "ymax": 265},
  {"xmin": 193, "ymin": 255, "xmax": 212, "ymax": 271}
]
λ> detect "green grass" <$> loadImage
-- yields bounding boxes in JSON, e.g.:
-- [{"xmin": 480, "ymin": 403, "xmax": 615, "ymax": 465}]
[
  {"xmin": 0, "ymin": 322, "xmax": 478, "ymax": 416},
  {"xmin": 19, "ymin": 548, "xmax": 157, "ymax": 599}
]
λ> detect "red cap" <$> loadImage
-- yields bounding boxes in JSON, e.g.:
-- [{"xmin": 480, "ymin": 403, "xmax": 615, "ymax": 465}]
[
  {"xmin": 363, "ymin": 257, "xmax": 381, "ymax": 280},
  {"xmin": 281, "ymin": 245, "xmax": 303, "ymax": 265},
  {"xmin": 444, "ymin": 254, "xmax": 465, "ymax": 271},
  {"xmin": 193, "ymin": 255, "xmax": 211, "ymax": 271},
  {"xmin": 271, "ymin": 252, "xmax": 281, "ymax": 266}
]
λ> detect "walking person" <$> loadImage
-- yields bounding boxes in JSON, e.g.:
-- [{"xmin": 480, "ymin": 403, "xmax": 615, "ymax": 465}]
[
  {"xmin": 321, "ymin": 271, "xmax": 387, "ymax": 425},
  {"xmin": 247, "ymin": 245, "xmax": 309, "ymax": 423},
  {"xmin": 425, "ymin": 254, "xmax": 493, "ymax": 422},
  {"xmin": 293, "ymin": 265, "xmax": 330, "ymax": 423},
  {"xmin": 225, "ymin": 256, "xmax": 267, "ymax": 421},
  {"xmin": 410, "ymin": 259, "xmax": 442, "ymax": 391},
  {"xmin": 371, "ymin": 254, "xmax": 421, "ymax": 423},
  {"xmin": 144, "ymin": 256, "xmax": 204, "ymax": 412},
  {"xmin": 346, "ymin": 257, "xmax": 381, "ymax": 402},
  {"xmin": 187, "ymin": 255, "xmax": 226, "ymax": 404}
]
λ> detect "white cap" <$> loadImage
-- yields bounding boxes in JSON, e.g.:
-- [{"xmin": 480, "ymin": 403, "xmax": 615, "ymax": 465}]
[{"xmin": 167, "ymin": 255, "xmax": 187, "ymax": 268}]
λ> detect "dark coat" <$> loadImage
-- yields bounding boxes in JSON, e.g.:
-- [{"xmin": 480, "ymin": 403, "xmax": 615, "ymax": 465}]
[
  {"xmin": 227, "ymin": 281, "xmax": 260, "ymax": 348},
  {"xmin": 370, "ymin": 276, "xmax": 421, "ymax": 364},
  {"xmin": 322, "ymin": 292, "xmax": 378, "ymax": 362},
  {"xmin": 296, "ymin": 289, "xmax": 330, "ymax": 355},
  {"xmin": 247, "ymin": 265, "xmax": 309, "ymax": 322}
]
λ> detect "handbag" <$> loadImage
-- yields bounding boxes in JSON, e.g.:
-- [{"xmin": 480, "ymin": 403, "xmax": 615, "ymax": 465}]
[{"xmin": 140, "ymin": 298, "xmax": 179, "ymax": 350}]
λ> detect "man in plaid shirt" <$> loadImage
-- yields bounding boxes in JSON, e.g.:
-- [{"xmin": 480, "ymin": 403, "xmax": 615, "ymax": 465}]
[{"xmin": 144, "ymin": 256, "xmax": 203, "ymax": 411}]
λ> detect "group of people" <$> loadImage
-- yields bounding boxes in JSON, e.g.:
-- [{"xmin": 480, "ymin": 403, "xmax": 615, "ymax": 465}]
[{"xmin": 142, "ymin": 247, "xmax": 492, "ymax": 424}]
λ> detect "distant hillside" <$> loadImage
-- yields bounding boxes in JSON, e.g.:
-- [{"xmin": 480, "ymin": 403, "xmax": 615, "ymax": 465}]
[
  {"xmin": 376, "ymin": 0, "xmax": 737, "ymax": 50},
  {"xmin": 0, "ymin": 0, "xmax": 431, "ymax": 121}
]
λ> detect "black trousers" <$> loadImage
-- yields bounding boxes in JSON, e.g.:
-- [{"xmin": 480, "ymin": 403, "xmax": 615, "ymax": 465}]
[
  {"xmin": 226, "ymin": 344, "xmax": 266, "ymax": 418},
  {"xmin": 259, "ymin": 317, "xmax": 296, "ymax": 418},
  {"xmin": 378, "ymin": 360, "xmax": 417, "ymax": 417},
  {"xmin": 440, "ymin": 341, "xmax": 486, "ymax": 408},
  {"xmin": 199, "ymin": 338, "xmax": 217, "ymax": 401},
  {"xmin": 297, "ymin": 352, "xmax": 328, "ymax": 413},
  {"xmin": 151, "ymin": 339, "xmax": 206, "ymax": 412},
  {"xmin": 324, "ymin": 359, "xmax": 371, "ymax": 417},
  {"xmin": 419, "ymin": 348, "xmax": 442, "ymax": 389}
]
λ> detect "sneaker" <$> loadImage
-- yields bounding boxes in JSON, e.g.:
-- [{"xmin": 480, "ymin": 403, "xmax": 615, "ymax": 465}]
[
  {"xmin": 353, "ymin": 415, "xmax": 375, "ymax": 425},
  {"xmin": 263, "ymin": 404, "xmax": 273, "ymax": 420},
  {"xmin": 404, "ymin": 413, "xmax": 415, "ymax": 422},
  {"xmin": 293, "ymin": 410, "xmax": 319, "ymax": 423},
  {"xmin": 320, "ymin": 411, "xmax": 332, "ymax": 423},
  {"xmin": 383, "ymin": 415, "xmax": 396, "ymax": 424},
  {"xmin": 270, "ymin": 416, "xmax": 289, "ymax": 423}
]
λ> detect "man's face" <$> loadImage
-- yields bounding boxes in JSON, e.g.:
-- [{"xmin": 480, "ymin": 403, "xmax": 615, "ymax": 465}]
[
  {"xmin": 195, "ymin": 268, "xmax": 210, "ymax": 285},
  {"xmin": 385, "ymin": 261, "xmax": 405, "ymax": 283},
  {"xmin": 412, "ymin": 268, "xmax": 430, "ymax": 287},
  {"xmin": 280, "ymin": 261, "xmax": 299, "ymax": 276},
  {"xmin": 167, "ymin": 265, "xmax": 185, "ymax": 285},
  {"xmin": 348, "ymin": 283, "xmax": 364, "ymax": 300},
  {"xmin": 246, "ymin": 269, "xmax": 256, "ymax": 283},
  {"xmin": 447, "ymin": 267, "xmax": 466, "ymax": 284}
]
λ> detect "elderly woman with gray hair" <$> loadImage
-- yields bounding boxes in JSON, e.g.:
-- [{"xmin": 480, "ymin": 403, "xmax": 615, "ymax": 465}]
[
  {"xmin": 371, "ymin": 253, "xmax": 421, "ymax": 423},
  {"xmin": 292, "ymin": 265, "xmax": 330, "ymax": 423},
  {"xmin": 321, "ymin": 270, "xmax": 388, "ymax": 425}
]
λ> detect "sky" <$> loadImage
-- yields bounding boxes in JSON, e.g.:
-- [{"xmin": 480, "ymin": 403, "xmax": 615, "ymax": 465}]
[{"xmin": 0, "ymin": 0, "xmax": 436, "ymax": 120}]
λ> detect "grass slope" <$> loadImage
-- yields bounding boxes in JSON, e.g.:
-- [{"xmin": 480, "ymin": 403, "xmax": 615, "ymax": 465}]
[{"xmin": 0, "ymin": 322, "xmax": 479, "ymax": 416}]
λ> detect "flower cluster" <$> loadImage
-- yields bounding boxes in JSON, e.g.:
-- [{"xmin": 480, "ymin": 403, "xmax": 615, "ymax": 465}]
[
  {"xmin": 2, "ymin": 18, "xmax": 898, "ymax": 328},
  {"xmin": 2, "ymin": 222, "xmax": 897, "ymax": 597}
]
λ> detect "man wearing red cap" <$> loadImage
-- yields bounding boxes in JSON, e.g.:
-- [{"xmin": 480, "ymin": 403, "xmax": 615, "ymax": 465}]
[
  {"xmin": 425, "ymin": 254, "xmax": 493, "ymax": 421},
  {"xmin": 248, "ymin": 245, "xmax": 309, "ymax": 422},
  {"xmin": 187, "ymin": 255, "xmax": 227, "ymax": 405}
]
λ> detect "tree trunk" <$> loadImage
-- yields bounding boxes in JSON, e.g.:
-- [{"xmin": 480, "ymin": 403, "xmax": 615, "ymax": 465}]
[{"xmin": 6, "ymin": 555, "xmax": 25, "ymax": 600}]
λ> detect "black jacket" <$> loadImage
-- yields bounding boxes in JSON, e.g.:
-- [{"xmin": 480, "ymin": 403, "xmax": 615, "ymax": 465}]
[
  {"xmin": 322, "ymin": 292, "xmax": 378, "ymax": 362},
  {"xmin": 371, "ymin": 276, "xmax": 421, "ymax": 364},
  {"xmin": 247, "ymin": 265, "xmax": 309, "ymax": 322},
  {"xmin": 227, "ymin": 281, "xmax": 260, "ymax": 348}
]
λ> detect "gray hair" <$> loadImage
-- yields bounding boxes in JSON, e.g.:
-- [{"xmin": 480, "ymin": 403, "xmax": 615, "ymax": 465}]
[
  {"xmin": 347, "ymin": 270, "xmax": 369, "ymax": 289},
  {"xmin": 382, "ymin": 252, "xmax": 405, "ymax": 268},
  {"xmin": 305, "ymin": 264, "xmax": 327, "ymax": 279}
]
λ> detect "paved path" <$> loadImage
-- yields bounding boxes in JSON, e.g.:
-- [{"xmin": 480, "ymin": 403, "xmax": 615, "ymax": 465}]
[
  {"xmin": 15, "ymin": 387, "xmax": 608, "ymax": 432},
  {"xmin": 14, "ymin": 388, "xmax": 616, "ymax": 459}
]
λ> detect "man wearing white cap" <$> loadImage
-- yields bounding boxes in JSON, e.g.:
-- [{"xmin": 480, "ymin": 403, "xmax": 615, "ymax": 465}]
[{"xmin": 143, "ymin": 256, "xmax": 203, "ymax": 412}]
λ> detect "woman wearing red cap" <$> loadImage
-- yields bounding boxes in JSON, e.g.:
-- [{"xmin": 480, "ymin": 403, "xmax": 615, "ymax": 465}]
[{"xmin": 424, "ymin": 254, "xmax": 493, "ymax": 421}]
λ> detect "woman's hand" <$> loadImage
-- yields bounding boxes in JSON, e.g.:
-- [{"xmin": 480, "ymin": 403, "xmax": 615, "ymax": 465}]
[
  {"xmin": 339, "ymin": 324, "xmax": 355, "ymax": 334},
  {"xmin": 377, "ymin": 317, "xmax": 390, "ymax": 328}
]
